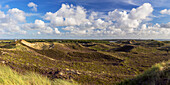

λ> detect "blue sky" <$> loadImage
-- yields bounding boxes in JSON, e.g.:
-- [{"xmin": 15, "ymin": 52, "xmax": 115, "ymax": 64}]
[{"xmin": 0, "ymin": 0, "xmax": 170, "ymax": 39}]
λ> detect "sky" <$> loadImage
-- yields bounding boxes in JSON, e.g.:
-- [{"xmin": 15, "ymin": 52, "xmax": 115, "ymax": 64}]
[{"xmin": 0, "ymin": 0, "xmax": 170, "ymax": 39}]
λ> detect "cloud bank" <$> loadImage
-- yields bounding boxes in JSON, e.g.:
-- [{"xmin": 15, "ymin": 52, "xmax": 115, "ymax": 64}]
[{"xmin": 0, "ymin": 3, "xmax": 170, "ymax": 39}]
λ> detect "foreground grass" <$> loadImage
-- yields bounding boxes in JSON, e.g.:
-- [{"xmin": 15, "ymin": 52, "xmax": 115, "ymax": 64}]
[
  {"xmin": 119, "ymin": 60, "xmax": 170, "ymax": 85},
  {"xmin": 0, "ymin": 65, "xmax": 77, "ymax": 85}
]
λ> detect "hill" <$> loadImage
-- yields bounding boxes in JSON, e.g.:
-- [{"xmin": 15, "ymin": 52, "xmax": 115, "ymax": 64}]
[
  {"xmin": 119, "ymin": 60, "xmax": 170, "ymax": 85},
  {"xmin": 0, "ymin": 39, "xmax": 169, "ymax": 84}
]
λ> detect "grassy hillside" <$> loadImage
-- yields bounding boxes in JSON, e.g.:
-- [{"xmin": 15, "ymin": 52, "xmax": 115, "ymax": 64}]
[
  {"xmin": 0, "ymin": 65, "xmax": 77, "ymax": 85},
  {"xmin": 0, "ymin": 39, "xmax": 169, "ymax": 85},
  {"xmin": 119, "ymin": 60, "xmax": 170, "ymax": 85}
]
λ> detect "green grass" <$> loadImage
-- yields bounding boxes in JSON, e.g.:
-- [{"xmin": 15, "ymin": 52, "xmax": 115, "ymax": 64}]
[
  {"xmin": 0, "ymin": 65, "xmax": 78, "ymax": 85},
  {"xmin": 118, "ymin": 60, "xmax": 170, "ymax": 85}
]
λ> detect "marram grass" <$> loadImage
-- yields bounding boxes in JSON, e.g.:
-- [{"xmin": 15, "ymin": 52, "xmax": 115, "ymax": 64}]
[
  {"xmin": 0, "ymin": 65, "xmax": 78, "ymax": 85},
  {"xmin": 119, "ymin": 60, "xmax": 170, "ymax": 85}
]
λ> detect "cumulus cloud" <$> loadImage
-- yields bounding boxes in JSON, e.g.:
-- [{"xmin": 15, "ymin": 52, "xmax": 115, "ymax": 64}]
[
  {"xmin": 28, "ymin": 2, "xmax": 38, "ymax": 12},
  {"xmin": 41, "ymin": 27, "xmax": 53, "ymax": 34},
  {"xmin": 108, "ymin": 3, "xmax": 153, "ymax": 29},
  {"xmin": 34, "ymin": 20, "xmax": 46, "ymax": 28},
  {"xmin": 58, "ymin": 3, "xmax": 154, "ymax": 36},
  {"xmin": 18, "ymin": 3, "xmax": 157, "ymax": 37},
  {"xmin": 22, "ymin": 19, "xmax": 55, "ymax": 34},
  {"xmin": 44, "ymin": 4, "xmax": 88, "ymax": 26},
  {"xmin": 0, "ymin": 8, "xmax": 26, "ymax": 34},
  {"xmin": 129, "ymin": 3, "xmax": 153, "ymax": 20},
  {"xmin": 59, "ymin": 3, "xmax": 170, "ymax": 38},
  {"xmin": 8, "ymin": 8, "xmax": 26, "ymax": 22},
  {"xmin": 160, "ymin": 9, "xmax": 170, "ymax": 15},
  {"xmin": 55, "ymin": 28, "xmax": 60, "ymax": 34},
  {"xmin": 0, "ymin": 3, "xmax": 169, "ymax": 39},
  {"xmin": 137, "ymin": 23, "xmax": 170, "ymax": 38}
]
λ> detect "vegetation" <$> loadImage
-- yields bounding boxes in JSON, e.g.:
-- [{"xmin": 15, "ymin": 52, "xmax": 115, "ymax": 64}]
[
  {"xmin": 119, "ymin": 60, "xmax": 170, "ymax": 85},
  {"xmin": 147, "ymin": 41, "xmax": 165, "ymax": 47},
  {"xmin": 0, "ymin": 65, "xmax": 77, "ymax": 85},
  {"xmin": 0, "ymin": 40, "xmax": 16, "ymax": 49},
  {"xmin": 0, "ymin": 39, "xmax": 169, "ymax": 85}
]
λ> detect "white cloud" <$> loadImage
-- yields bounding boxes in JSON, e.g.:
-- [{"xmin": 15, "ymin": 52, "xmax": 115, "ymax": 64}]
[
  {"xmin": 129, "ymin": 3, "xmax": 153, "ymax": 20},
  {"xmin": 55, "ymin": 28, "xmax": 60, "ymax": 34},
  {"xmin": 8, "ymin": 8, "xmax": 26, "ymax": 22},
  {"xmin": 34, "ymin": 20, "xmax": 46, "ymax": 28},
  {"xmin": 137, "ymin": 23, "xmax": 170, "ymax": 38},
  {"xmin": 108, "ymin": 3, "xmax": 153, "ymax": 29},
  {"xmin": 34, "ymin": 20, "xmax": 54, "ymax": 34},
  {"xmin": 89, "ymin": 12, "xmax": 98, "ymax": 22},
  {"xmin": 44, "ymin": 4, "xmax": 88, "ymax": 26},
  {"xmin": 28, "ymin": 2, "xmax": 38, "ymax": 12},
  {"xmin": 161, "ymin": 22, "xmax": 170, "ymax": 28},
  {"xmin": 41, "ymin": 27, "xmax": 53, "ymax": 34},
  {"xmin": 0, "ymin": 8, "xmax": 26, "ymax": 34},
  {"xmin": 160, "ymin": 9, "xmax": 170, "ymax": 15},
  {"xmin": 0, "ymin": 11, "xmax": 6, "ymax": 18},
  {"xmin": 37, "ymin": 32, "xmax": 41, "ymax": 35},
  {"xmin": 22, "ymin": 19, "xmax": 55, "ymax": 34}
]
